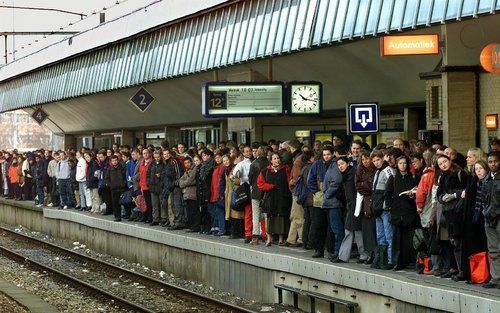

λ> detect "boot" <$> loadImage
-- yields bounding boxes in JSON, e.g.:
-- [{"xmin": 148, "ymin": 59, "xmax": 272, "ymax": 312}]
[
  {"xmin": 250, "ymin": 235, "xmax": 259, "ymax": 245},
  {"xmin": 371, "ymin": 246, "xmax": 381, "ymax": 269}
]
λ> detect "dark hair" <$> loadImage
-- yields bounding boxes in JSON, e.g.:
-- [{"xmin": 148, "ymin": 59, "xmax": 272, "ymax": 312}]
[
  {"xmin": 301, "ymin": 150, "xmax": 315, "ymax": 163},
  {"xmin": 487, "ymin": 151, "xmax": 499, "ymax": 159},
  {"xmin": 322, "ymin": 140, "xmax": 333, "ymax": 147},
  {"xmin": 336, "ymin": 156, "xmax": 350, "ymax": 164},
  {"xmin": 323, "ymin": 146, "xmax": 334, "ymax": 154},
  {"xmin": 351, "ymin": 139, "xmax": 363, "ymax": 147},
  {"xmin": 122, "ymin": 152, "xmax": 131, "ymax": 159},
  {"xmin": 360, "ymin": 149, "xmax": 371, "ymax": 159},
  {"xmin": 289, "ymin": 139, "xmax": 301, "ymax": 149},
  {"xmin": 375, "ymin": 143, "xmax": 387, "ymax": 150},
  {"xmin": 333, "ymin": 146, "xmax": 347, "ymax": 155},
  {"xmin": 110, "ymin": 155, "xmax": 119, "ymax": 160},
  {"xmin": 370, "ymin": 150, "xmax": 384, "ymax": 159},
  {"xmin": 410, "ymin": 152, "xmax": 423, "ymax": 160},
  {"xmin": 387, "ymin": 147, "xmax": 403, "ymax": 158},
  {"xmin": 201, "ymin": 149, "xmax": 214, "ymax": 157}
]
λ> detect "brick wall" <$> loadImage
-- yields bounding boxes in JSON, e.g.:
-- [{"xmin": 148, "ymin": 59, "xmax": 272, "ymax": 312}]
[{"xmin": 479, "ymin": 73, "xmax": 500, "ymax": 152}]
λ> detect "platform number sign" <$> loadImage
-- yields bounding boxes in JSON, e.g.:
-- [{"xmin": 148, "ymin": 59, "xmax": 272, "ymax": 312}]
[
  {"xmin": 130, "ymin": 87, "xmax": 155, "ymax": 112},
  {"xmin": 207, "ymin": 90, "xmax": 227, "ymax": 110},
  {"xmin": 31, "ymin": 107, "xmax": 49, "ymax": 125},
  {"xmin": 347, "ymin": 103, "xmax": 379, "ymax": 134}
]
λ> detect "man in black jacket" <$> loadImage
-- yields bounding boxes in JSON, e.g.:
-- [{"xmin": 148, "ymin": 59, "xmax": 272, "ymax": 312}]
[
  {"xmin": 105, "ymin": 155, "xmax": 126, "ymax": 222},
  {"xmin": 163, "ymin": 149, "xmax": 185, "ymax": 229},
  {"xmin": 483, "ymin": 152, "xmax": 500, "ymax": 288},
  {"xmin": 248, "ymin": 146, "xmax": 269, "ymax": 244},
  {"xmin": 198, "ymin": 149, "xmax": 215, "ymax": 233}
]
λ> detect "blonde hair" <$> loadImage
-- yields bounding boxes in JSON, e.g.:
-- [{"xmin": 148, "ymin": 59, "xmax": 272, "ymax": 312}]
[{"xmin": 467, "ymin": 147, "xmax": 486, "ymax": 173}]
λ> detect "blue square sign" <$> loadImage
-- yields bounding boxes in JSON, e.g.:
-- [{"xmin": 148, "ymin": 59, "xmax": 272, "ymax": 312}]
[{"xmin": 348, "ymin": 103, "xmax": 379, "ymax": 134}]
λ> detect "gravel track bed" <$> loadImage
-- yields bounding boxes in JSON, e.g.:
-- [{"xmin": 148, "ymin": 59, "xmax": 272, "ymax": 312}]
[
  {"xmin": 0, "ymin": 256, "xmax": 132, "ymax": 313},
  {"xmin": 0, "ymin": 234, "xmax": 233, "ymax": 313},
  {"xmin": 0, "ymin": 291, "xmax": 30, "ymax": 313}
]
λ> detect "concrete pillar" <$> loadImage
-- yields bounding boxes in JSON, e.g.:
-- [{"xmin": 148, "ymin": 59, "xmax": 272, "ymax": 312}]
[
  {"xmin": 442, "ymin": 71, "xmax": 477, "ymax": 154},
  {"xmin": 63, "ymin": 134, "xmax": 76, "ymax": 151},
  {"xmin": 121, "ymin": 130, "xmax": 134, "ymax": 147},
  {"xmin": 404, "ymin": 108, "xmax": 419, "ymax": 140}
]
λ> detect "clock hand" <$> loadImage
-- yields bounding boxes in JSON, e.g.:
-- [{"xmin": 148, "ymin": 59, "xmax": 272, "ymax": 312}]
[{"xmin": 299, "ymin": 94, "xmax": 307, "ymax": 100}]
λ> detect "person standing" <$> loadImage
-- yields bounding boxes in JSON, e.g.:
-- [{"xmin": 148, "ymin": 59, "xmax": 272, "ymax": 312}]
[
  {"xmin": 179, "ymin": 157, "xmax": 200, "ymax": 232},
  {"xmin": 105, "ymin": 155, "xmax": 127, "ymax": 222},
  {"xmin": 258, "ymin": 152, "xmax": 292, "ymax": 246},
  {"xmin": 248, "ymin": 147, "xmax": 269, "ymax": 245},
  {"xmin": 47, "ymin": 151, "xmax": 60, "ymax": 207},
  {"xmin": 335, "ymin": 156, "xmax": 364, "ymax": 263},
  {"xmin": 75, "ymin": 151, "xmax": 88, "ymax": 211},
  {"xmin": 164, "ymin": 149, "xmax": 185, "ymax": 230},
  {"xmin": 286, "ymin": 140, "xmax": 305, "ymax": 247},
  {"xmin": 147, "ymin": 150, "xmax": 166, "ymax": 226},
  {"xmin": 55, "ymin": 151, "xmax": 72, "ymax": 209},
  {"xmin": 138, "ymin": 149, "xmax": 154, "ymax": 223},
  {"xmin": 198, "ymin": 149, "xmax": 215, "ymax": 233},
  {"xmin": 385, "ymin": 156, "xmax": 420, "ymax": 270},
  {"xmin": 483, "ymin": 152, "xmax": 500, "ymax": 288},
  {"xmin": 232, "ymin": 146, "xmax": 253, "ymax": 243},
  {"xmin": 355, "ymin": 150, "xmax": 377, "ymax": 264}
]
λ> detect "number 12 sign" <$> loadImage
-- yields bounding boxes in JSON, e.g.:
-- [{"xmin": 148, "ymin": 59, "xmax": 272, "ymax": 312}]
[{"xmin": 130, "ymin": 87, "xmax": 155, "ymax": 112}]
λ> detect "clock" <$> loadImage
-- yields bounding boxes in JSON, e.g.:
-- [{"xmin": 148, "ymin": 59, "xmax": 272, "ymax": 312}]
[{"xmin": 289, "ymin": 82, "xmax": 322, "ymax": 115}]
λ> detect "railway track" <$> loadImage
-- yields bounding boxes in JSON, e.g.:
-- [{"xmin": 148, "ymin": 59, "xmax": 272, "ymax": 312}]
[{"xmin": 0, "ymin": 225, "xmax": 258, "ymax": 313}]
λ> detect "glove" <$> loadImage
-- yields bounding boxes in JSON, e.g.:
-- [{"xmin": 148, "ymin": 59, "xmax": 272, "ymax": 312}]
[{"xmin": 442, "ymin": 193, "xmax": 457, "ymax": 203}]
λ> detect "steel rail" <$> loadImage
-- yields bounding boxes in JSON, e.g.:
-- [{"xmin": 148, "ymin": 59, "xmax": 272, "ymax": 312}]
[
  {"xmin": 0, "ymin": 243, "xmax": 155, "ymax": 313},
  {"xmin": 0, "ymin": 226, "xmax": 257, "ymax": 313}
]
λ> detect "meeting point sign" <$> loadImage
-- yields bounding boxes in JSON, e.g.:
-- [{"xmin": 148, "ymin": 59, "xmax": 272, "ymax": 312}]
[{"xmin": 381, "ymin": 34, "xmax": 439, "ymax": 56}]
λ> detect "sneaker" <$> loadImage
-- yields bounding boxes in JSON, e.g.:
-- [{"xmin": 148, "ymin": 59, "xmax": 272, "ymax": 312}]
[
  {"xmin": 63, "ymin": 205, "xmax": 68, "ymax": 210},
  {"xmin": 47, "ymin": 203, "xmax": 53, "ymax": 207},
  {"xmin": 35, "ymin": 204, "xmax": 43, "ymax": 208}
]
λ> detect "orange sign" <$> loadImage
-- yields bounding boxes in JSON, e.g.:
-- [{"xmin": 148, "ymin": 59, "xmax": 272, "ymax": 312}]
[
  {"xmin": 381, "ymin": 35, "xmax": 439, "ymax": 56},
  {"xmin": 486, "ymin": 114, "xmax": 498, "ymax": 130},
  {"xmin": 480, "ymin": 43, "xmax": 500, "ymax": 73}
]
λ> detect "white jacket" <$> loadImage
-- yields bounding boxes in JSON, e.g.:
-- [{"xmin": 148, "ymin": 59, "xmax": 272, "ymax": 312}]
[{"xmin": 76, "ymin": 157, "xmax": 87, "ymax": 182}]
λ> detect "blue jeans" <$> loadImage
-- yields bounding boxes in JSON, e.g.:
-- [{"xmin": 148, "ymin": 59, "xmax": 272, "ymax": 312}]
[
  {"xmin": 58, "ymin": 179, "xmax": 72, "ymax": 207},
  {"xmin": 327, "ymin": 208, "xmax": 345, "ymax": 253},
  {"xmin": 376, "ymin": 211, "xmax": 393, "ymax": 264},
  {"xmin": 208, "ymin": 202, "xmax": 218, "ymax": 231},
  {"xmin": 78, "ymin": 182, "xmax": 87, "ymax": 208},
  {"xmin": 214, "ymin": 200, "xmax": 226, "ymax": 235}
]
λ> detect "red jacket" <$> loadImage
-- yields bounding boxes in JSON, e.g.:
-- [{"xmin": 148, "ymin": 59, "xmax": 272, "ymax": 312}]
[
  {"xmin": 416, "ymin": 167, "xmax": 434, "ymax": 208},
  {"xmin": 210, "ymin": 164, "xmax": 225, "ymax": 203},
  {"xmin": 139, "ymin": 158, "xmax": 152, "ymax": 191},
  {"xmin": 9, "ymin": 165, "xmax": 19, "ymax": 184}
]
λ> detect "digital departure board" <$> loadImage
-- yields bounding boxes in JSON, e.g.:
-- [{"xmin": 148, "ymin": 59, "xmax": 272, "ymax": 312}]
[{"xmin": 202, "ymin": 82, "xmax": 285, "ymax": 117}]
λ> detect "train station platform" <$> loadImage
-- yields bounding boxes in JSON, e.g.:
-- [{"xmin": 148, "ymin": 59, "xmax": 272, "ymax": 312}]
[{"xmin": 0, "ymin": 198, "xmax": 499, "ymax": 313}]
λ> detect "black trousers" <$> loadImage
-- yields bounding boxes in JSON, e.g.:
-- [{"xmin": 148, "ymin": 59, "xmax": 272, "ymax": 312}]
[
  {"xmin": 392, "ymin": 222, "xmax": 416, "ymax": 268},
  {"xmin": 100, "ymin": 187, "xmax": 112, "ymax": 214},
  {"xmin": 110, "ymin": 189, "xmax": 123, "ymax": 220},
  {"xmin": 303, "ymin": 206, "xmax": 313, "ymax": 248},
  {"xmin": 142, "ymin": 190, "xmax": 153, "ymax": 222},
  {"xmin": 186, "ymin": 199, "xmax": 201, "ymax": 231},
  {"xmin": 200, "ymin": 203, "xmax": 211, "ymax": 232},
  {"xmin": 309, "ymin": 206, "xmax": 328, "ymax": 252}
]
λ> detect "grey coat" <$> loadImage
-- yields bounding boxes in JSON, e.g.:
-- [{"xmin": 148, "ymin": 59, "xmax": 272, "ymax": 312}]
[
  {"xmin": 179, "ymin": 167, "xmax": 197, "ymax": 201},
  {"xmin": 323, "ymin": 162, "xmax": 343, "ymax": 209}
]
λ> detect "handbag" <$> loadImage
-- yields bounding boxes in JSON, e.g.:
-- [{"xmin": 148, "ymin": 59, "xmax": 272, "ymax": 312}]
[
  {"xmin": 469, "ymin": 252, "xmax": 491, "ymax": 284},
  {"xmin": 259, "ymin": 192, "xmax": 268, "ymax": 213},
  {"xmin": 231, "ymin": 182, "xmax": 251, "ymax": 211},
  {"xmin": 312, "ymin": 190, "xmax": 323, "ymax": 208},
  {"xmin": 119, "ymin": 189, "xmax": 133, "ymax": 205},
  {"xmin": 412, "ymin": 228, "xmax": 426, "ymax": 251},
  {"xmin": 354, "ymin": 192, "xmax": 364, "ymax": 217},
  {"xmin": 135, "ymin": 194, "xmax": 148, "ymax": 213}
]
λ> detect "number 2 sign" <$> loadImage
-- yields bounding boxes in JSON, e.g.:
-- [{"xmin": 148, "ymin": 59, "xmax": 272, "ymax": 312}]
[{"xmin": 130, "ymin": 87, "xmax": 155, "ymax": 112}]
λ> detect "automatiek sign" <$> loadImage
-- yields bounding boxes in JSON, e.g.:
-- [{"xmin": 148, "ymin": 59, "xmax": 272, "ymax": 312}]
[
  {"xmin": 202, "ymin": 82, "xmax": 284, "ymax": 117},
  {"xmin": 381, "ymin": 34, "xmax": 439, "ymax": 56}
]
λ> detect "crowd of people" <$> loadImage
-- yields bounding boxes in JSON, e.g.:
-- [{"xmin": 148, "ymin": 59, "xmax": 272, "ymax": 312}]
[{"xmin": 0, "ymin": 137, "xmax": 499, "ymax": 288}]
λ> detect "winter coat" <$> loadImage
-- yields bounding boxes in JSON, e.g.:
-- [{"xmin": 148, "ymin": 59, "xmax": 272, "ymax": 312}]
[
  {"xmin": 301, "ymin": 163, "xmax": 314, "ymax": 207},
  {"xmin": 223, "ymin": 170, "xmax": 245, "ymax": 220},
  {"xmin": 97, "ymin": 158, "xmax": 110, "ymax": 189},
  {"xmin": 163, "ymin": 157, "xmax": 184, "ymax": 193},
  {"xmin": 179, "ymin": 167, "xmax": 197, "ymax": 201},
  {"xmin": 322, "ymin": 161, "xmax": 344, "ymax": 209},
  {"xmin": 138, "ymin": 158, "xmax": 152, "ymax": 191},
  {"xmin": 8, "ymin": 164, "xmax": 19, "ymax": 184},
  {"xmin": 147, "ymin": 160, "xmax": 165, "ymax": 195},
  {"xmin": 47, "ymin": 159, "xmax": 58, "ymax": 178},
  {"xmin": 76, "ymin": 157, "xmax": 87, "ymax": 182},
  {"xmin": 125, "ymin": 159, "xmax": 136, "ymax": 189},
  {"xmin": 85, "ymin": 159, "xmax": 100, "ymax": 189},
  {"xmin": 307, "ymin": 159, "xmax": 330, "ymax": 194},
  {"xmin": 210, "ymin": 164, "xmax": 225, "ymax": 202},
  {"xmin": 416, "ymin": 167, "xmax": 435, "ymax": 227},
  {"xmin": 342, "ymin": 166, "xmax": 361, "ymax": 231},
  {"xmin": 55, "ymin": 159, "xmax": 71, "ymax": 180},
  {"xmin": 483, "ymin": 172, "xmax": 500, "ymax": 227},
  {"xmin": 385, "ymin": 171, "xmax": 419, "ymax": 227},
  {"xmin": 105, "ymin": 163, "xmax": 127, "ymax": 191},
  {"xmin": 249, "ymin": 156, "xmax": 269, "ymax": 200},
  {"xmin": 197, "ymin": 158, "xmax": 215, "ymax": 204},
  {"xmin": 371, "ymin": 162, "xmax": 395, "ymax": 213},
  {"xmin": 257, "ymin": 164, "xmax": 292, "ymax": 216},
  {"xmin": 32, "ymin": 161, "xmax": 48, "ymax": 186},
  {"xmin": 355, "ymin": 164, "xmax": 375, "ymax": 216},
  {"xmin": 70, "ymin": 165, "xmax": 78, "ymax": 190},
  {"xmin": 290, "ymin": 152, "xmax": 304, "ymax": 192},
  {"xmin": 437, "ymin": 170, "xmax": 468, "ymax": 210}
]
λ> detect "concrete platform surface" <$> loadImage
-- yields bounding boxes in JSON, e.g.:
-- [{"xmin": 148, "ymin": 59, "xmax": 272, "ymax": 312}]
[
  {"xmin": 0, "ymin": 277, "xmax": 60, "ymax": 313},
  {"xmin": 38, "ymin": 205, "xmax": 500, "ymax": 313}
]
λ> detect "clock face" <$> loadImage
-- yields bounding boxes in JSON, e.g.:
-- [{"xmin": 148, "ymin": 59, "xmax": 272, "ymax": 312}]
[{"xmin": 290, "ymin": 84, "xmax": 321, "ymax": 114}]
